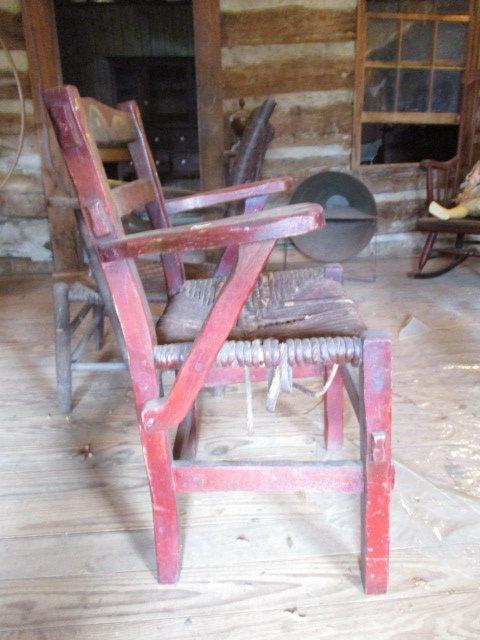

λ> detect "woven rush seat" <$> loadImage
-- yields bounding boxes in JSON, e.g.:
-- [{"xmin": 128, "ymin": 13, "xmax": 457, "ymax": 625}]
[{"xmin": 157, "ymin": 266, "xmax": 366, "ymax": 343}]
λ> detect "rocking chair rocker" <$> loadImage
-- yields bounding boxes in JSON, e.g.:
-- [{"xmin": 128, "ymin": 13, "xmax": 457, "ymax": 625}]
[{"xmin": 45, "ymin": 85, "xmax": 393, "ymax": 594}]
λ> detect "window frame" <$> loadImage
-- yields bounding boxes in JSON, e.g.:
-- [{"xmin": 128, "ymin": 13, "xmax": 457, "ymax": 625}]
[{"xmin": 352, "ymin": 0, "xmax": 480, "ymax": 168}]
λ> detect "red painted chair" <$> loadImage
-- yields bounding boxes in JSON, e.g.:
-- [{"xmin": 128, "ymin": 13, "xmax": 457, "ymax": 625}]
[{"xmin": 45, "ymin": 85, "xmax": 393, "ymax": 594}]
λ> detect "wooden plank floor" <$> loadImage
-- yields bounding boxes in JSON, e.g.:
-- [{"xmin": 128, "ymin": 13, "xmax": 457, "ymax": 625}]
[{"xmin": 1, "ymin": 257, "xmax": 480, "ymax": 639}]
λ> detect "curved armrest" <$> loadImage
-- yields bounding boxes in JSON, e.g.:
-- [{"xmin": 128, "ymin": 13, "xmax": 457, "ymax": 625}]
[
  {"xmin": 164, "ymin": 177, "xmax": 293, "ymax": 216},
  {"xmin": 98, "ymin": 202, "xmax": 324, "ymax": 262},
  {"xmin": 419, "ymin": 157, "xmax": 459, "ymax": 172}
]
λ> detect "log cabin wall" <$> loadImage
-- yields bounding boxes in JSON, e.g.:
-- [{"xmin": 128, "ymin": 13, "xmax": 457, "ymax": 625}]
[
  {"xmin": 0, "ymin": 0, "xmax": 51, "ymax": 274},
  {"xmin": 3, "ymin": 0, "xmax": 479, "ymax": 272},
  {"xmin": 220, "ymin": 0, "xmax": 470, "ymax": 253}
]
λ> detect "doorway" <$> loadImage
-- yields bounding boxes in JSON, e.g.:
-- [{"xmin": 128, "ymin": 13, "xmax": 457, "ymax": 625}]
[{"xmin": 54, "ymin": 0, "xmax": 200, "ymax": 190}]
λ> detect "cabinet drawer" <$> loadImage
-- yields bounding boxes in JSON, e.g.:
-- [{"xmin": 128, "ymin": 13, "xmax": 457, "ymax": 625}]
[
  {"xmin": 171, "ymin": 152, "xmax": 199, "ymax": 177},
  {"xmin": 170, "ymin": 128, "xmax": 198, "ymax": 151}
]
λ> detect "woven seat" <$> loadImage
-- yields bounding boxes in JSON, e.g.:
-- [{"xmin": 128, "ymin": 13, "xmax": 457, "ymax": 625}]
[{"xmin": 157, "ymin": 267, "xmax": 366, "ymax": 343}]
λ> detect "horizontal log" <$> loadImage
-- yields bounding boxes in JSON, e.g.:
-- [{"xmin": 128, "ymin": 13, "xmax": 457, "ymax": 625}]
[
  {"xmin": 0, "ymin": 71, "xmax": 30, "ymax": 99},
  {"xmin": 0, "ymin": 9, "xmax": 24, "ymax": 49},
  {"xmin": 377, "ymin": 199, "xmax": 426, "ymax": 233},
  {"xmin": 224, "ymin": 57, "xmax": 354, "ymax": 99},
  {"xmin": 273, "ymin": 103, "xmax": 353, "ymax": 145},
  {"xmin": 221, "ymin": 7, "xmax": 355, "ymax": 47},
  {"xmin": 0, "ymin": 113, "xmax": 35, "ymax": 135},
  {"xmin": 173, "ymin": 460, "xmax": 363, "ymax": 493},
  {"xmin": 0, "ymin": 191, "xmax": 47, "ymax": 218},
  {"xmin": 0, "ymin": 256, "xmax": 52, "ymax": 275},
  {"xmin": 262, "ymin": 155, "xmax": 350, "ymax": 184},
  {"xmin": 225, "ymin": 103, "xmax": 353, "ymax": 152},
  {"xmin": 354, "ymin": 166, "xmax": 426, "ymax": 195},
  {"xmin": 98, "ymin": 203, "xmax": 324, "ymax": 262}
]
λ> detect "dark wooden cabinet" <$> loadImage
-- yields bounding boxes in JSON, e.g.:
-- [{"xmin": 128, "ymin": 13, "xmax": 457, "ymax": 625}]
[{"xmin": 110, "ymin": 56, "xmax": 199, "ymax": 180}]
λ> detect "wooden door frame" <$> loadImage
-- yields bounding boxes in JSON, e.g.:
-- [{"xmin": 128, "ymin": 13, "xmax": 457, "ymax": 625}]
[{"xmin": 22, "ymin": 0, "xmax": 225, "ymax": 272}]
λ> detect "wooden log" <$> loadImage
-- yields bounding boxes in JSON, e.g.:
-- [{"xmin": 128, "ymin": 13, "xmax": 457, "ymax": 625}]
[
  {"xmin": 223, "ymin": 58, "xmax": 354, "ymax": 98},
  {"xmin": 22, "ymin": 0, "xmax": 83, "ymax": 272},
  {"xmin": 221, "ymin": 7, "xmax": 355, "ymax": 47},
  {"xmin": 0, "ymin": 71, "xmax": 31, "ymax": 100},
  {"xmin": 0, "ymin": 9, "xmax": 24, "ymax": 50}
]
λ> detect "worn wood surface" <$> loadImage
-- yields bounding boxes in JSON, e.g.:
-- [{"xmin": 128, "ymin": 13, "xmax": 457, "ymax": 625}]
[
  {"xmin": 21, "ymin": 0, "xmax": 83, "ymax": 272},
  {"xmin": 193, "ymin": 0, "xmax": 224, "ymax": 190},
  {"xmin": 2, "ymin": 258, "xmax": 480, "ymax": 636}
]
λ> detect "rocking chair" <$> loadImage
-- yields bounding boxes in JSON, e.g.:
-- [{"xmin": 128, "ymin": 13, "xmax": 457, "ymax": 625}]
[
  {"xmin": 45, "ymin": 85, "xmax": 393, "ymax": 594},
  {"xmin": 414, "ymin": 72, "xmax": 480, "ymax": 278}
]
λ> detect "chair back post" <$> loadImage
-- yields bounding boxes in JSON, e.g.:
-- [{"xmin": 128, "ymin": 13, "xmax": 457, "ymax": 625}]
[
  {"xmin": 44, "ymin": 85, "xmax": 160, "ymax": 415},
  {"xmin": 118, "ymin": 100, "xmax": 185, "ymax": 296}
]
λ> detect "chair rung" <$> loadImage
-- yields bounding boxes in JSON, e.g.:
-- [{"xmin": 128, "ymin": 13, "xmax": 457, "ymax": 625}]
[
  {"xmin": 172, "ymin": 460, "xmax": 363, "ymax": 493},
  {"xmin": 155, "ymin": 337, "xmax": 362, "ymax": 370}
]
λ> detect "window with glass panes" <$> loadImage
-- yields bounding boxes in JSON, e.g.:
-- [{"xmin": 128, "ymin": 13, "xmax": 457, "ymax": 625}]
[{"xmin": 353, "ymin": 0, "xmax": 476, "ymax": 166}]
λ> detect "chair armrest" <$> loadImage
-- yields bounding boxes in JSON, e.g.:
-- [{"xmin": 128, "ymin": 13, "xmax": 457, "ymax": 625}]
[
  {"xmin": 419, "ymin": 157, "xmax": 459, "ymax": 172},
  {"xmin": 164, "ymin": 177, "xmax": 293, "ymax": 216},
  {"xmin": 98, "ymin": 202, "xmax": 324, "ymax": 262}
]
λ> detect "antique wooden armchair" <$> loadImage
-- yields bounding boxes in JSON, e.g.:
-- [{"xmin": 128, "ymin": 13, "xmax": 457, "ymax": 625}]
[
  {"xmin": 414, "ymin": 73, "xmax": 480, "ymax": 278},
  {"xmin": 45, "ymin": 85, "xmax": 393, "ymax": 594},
  {"xmin": 51, "ymin": 96, "xmax": 278, "ymax": 413}
]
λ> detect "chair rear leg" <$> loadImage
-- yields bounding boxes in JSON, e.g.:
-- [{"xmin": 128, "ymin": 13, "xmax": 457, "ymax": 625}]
[
  {"xmin": 53, "ymin": 281, "xmax": 73, "ymax": 414},
  {"xmin": 93, "ymin": 302, "xmax": 105, "ymax": 351},
  {"xmin": 324, "ymin": 365, "xmax": 343, "ymax": 450},
  {"xmin": 360, "ymin": 332, "xmax": 393, "ymax": 594},
  {"xmin": 141, "ymin": 430, "xmax": 181, "ymax": 583}
]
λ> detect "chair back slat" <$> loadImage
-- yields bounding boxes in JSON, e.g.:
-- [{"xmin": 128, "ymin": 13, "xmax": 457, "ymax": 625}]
[
  {"xmin": 81, "ymin": 97, "xmax": 137, "ymax": 147},
  {"xmin": 111, "ymin": 178, "xmax": 156, "ymax": 219}
]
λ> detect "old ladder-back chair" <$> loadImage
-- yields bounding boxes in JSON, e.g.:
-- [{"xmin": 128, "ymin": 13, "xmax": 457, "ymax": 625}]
[
  {"xmin": 414, "ymin": 72, "xmax": 480, "ymax": 278},
  {"xmin": 45, "ymin": 85, "xmax": 394, "ymax": 594},
  {"xmin": 51, "ymin": 96, "xmax": 278, "ymax": 414}
]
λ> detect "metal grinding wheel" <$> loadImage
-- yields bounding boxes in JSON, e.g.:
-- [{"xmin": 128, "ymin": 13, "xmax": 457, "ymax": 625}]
[{"xmin": 290, "ymin": 171, "xmax": 377, "ymax": 262}]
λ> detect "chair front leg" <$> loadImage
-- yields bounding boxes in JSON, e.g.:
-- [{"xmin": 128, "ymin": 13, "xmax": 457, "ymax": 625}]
[
  {"xmin": 141, "ymin": 429, "xmax": 180, "ymax": 583},
  {"xmin": 360, "ymin": 332, "xmax": 393, "ymax": 594},
  {"xmin": 417, "ymin": 232, "xmax": 437, "ymax": 271},
  {"xmin": 53, "ymin": 281, "xmax": 73, "ymax": 414}
]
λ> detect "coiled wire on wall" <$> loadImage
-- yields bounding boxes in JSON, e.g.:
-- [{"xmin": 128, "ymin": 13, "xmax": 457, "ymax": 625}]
[{"xmin": 0, "ymin": 27, "xmax": 26, "ymax": 190}]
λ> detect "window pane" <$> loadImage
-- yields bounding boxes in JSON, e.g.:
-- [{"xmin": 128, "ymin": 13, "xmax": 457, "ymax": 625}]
[
  {"xmin": 400, "ymin": 0, "xmax": 434, "ymax": 11},
  {"xmin": 364, "ymin": 68, "xmax": 397, "ymax": 111},
  {"xmin": 435, "ymin": 0, "xmax": 470, "ymax": 13},
  {"xmin": 398, "ymin": 69, "xmax": 430, "ymax": 111},
  {"xmin": 401, "ymin": 21, "xmax": 433, "ymax": 63},
  {"xmin": 366, "ymin": 0, "xmax": 400, "ymax": 10},
  {"xmin": 432, "ymin": 70, "xmax": 461, "ymax": 112},
  {"xmin": 436, "ymin": 23, "xmax": 467, "ymax": 63},
  {"xmin": 367, "ymin": 19, "xmax": 399, "ymax": 61},
  {"xmin": 361, "ymin": 123, "xmax": 458, "ymax": 164}
]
